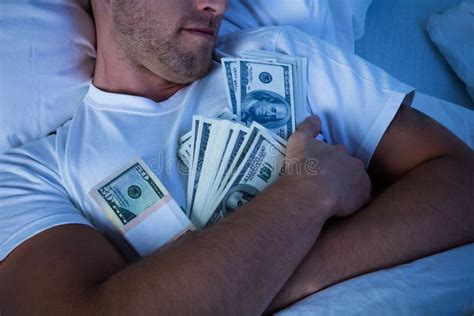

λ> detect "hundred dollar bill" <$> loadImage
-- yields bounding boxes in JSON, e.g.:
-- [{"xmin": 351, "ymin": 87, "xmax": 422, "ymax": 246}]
[
  {"xmin": 222, "ymin": 58, "xmax": 296, "ymax": 140},
  {"xmin": 184, "ymin": 118, "xmax": 258, "ymax": 228},
  {"xmin": 192, "ymin": 120, "xmax": 233, "ymax": 216},
  {"xmin": 239, "ymin": 59, "xmax": 296, "ymax": 140},
  {"xmin": 203, "ymin": 123, "xmax": 250, "ymax": 211},
  {"xmin": 179, "ymin": 115, "xmax": 291, "ymax": 228},
  {"xmin": 89, "ymin": 158, "xmax": 193, "ymax": 256},
  {"xmin": 177, "ymin": 147, "xmax": 191, "ymax": 169},
  {"xmin": 179, "ymin": 131, "xmax": 192, "ymax": 147},
  {"xmin": 211, "ymin": 123, "xmax": 260, "ymax": 205},
  {"xmin": 178, "ymin": 109, "xmax": 235, "ymax": 149},
  {"xmin": 222, "ymin": 59, "xmax": 241, "ymax": 115},
  {"xmin": 178, "ymin": 132, "xmax": 193, "ymax": 168},
  {"xmin": 242, "ymin": 50, "xmax": 308, "ymax": 127},
  {"xmin": 187, "ymin": 116, "xmax": 215, "ymax": 220},
  {"xmin": 177, "ymin": 109, "xmax": 237, "ymax": 168},
  {"xmin": 203, "ymin": 126, "xmax": 287, "ymax": 228}
]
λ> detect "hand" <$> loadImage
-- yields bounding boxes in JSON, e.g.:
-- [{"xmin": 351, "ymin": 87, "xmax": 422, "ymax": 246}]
[{"xmin": 284, "ymin": 116, "xmax": 371, "ymax": 218}]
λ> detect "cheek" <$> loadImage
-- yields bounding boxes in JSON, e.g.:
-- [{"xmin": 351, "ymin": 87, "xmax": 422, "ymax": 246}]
[
  {"xmin": 141, "ymin": 1, "xmax": 181, "ymax": 29},
  {"xmin": 148, "ymin": 0, "xmax": 187, "ymax": 22}
]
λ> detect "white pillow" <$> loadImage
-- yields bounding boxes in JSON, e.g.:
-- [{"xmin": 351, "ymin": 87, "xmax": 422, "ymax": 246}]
[
  {"xmin": 0, "ymin": 0, "xmax": 372, "ymax": 154},
  {"xmin": 221, "ymin": 0, "xmax": 373, "ymax": 52},
  {"xmin": 0, "ymin": 0, "xmax": 96, "ymax": 153},
  {"xmin": 427, "ymin": 0, "xmax": 474, "ymax": 103}
]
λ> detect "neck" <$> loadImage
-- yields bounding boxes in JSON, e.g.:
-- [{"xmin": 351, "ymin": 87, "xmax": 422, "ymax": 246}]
[{"xmin": 93, "ymin": 46, "xmax": 187, "ymax": 103}]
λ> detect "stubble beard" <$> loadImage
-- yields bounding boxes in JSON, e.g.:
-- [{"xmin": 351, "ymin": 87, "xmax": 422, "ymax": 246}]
[
  {"xmin": 112, "ymin": 3, "xmax": 216, "ymax": 84},
  {"xmin": 152, "ymin": 34, "xmax": 215, "ymax": 83}
]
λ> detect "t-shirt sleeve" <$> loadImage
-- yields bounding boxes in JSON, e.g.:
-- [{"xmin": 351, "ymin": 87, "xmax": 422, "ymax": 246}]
[
  {"xmin": 275, "ymin": 26, "xmax": 415, "ymax": 167},
  {"xmin": 0, "ymin": 135, "xmax": 93, "ymax": 261}
]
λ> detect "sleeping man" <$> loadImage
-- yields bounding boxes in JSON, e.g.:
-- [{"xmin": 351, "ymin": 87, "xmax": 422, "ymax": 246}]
[{"xmin": 0, "ymin": 0, "xmax": 472, "ymax": 314}]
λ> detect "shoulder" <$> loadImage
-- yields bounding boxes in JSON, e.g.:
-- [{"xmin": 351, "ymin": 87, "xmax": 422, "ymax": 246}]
[
  {"xmin": 0, "ymin": 129, "xmax": 91, "ymax": 262},
  {"xmin": 0, "ymin": 132, "xmax": 63, "ymax": 180}
]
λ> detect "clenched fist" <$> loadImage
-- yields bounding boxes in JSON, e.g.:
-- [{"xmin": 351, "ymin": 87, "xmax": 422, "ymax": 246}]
[{"xmin": 284, "ymin": 116, "xmax": 372, "ymax": 218}]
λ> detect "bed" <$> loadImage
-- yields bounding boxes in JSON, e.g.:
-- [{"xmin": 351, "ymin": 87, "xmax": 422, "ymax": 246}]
[
  {"xmin": 356, "ymin": 0, "xmax": 473, "ymax": 109},
  {"xmin": 0, "ymin": 0, "xmax": 472, "ymax": 314}
]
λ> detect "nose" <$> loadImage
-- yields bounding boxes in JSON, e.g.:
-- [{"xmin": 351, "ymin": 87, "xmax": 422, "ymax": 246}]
[{"xmin": 196, "ymin": 0, "xmax": 228, "ymax": 16}]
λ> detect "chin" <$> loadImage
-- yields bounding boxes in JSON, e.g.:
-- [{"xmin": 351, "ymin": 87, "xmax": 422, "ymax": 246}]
[
  {"xmin": 171, "ymin": 58, "xmax": 213, "ymax": 84},
  {"xmin": 152, "ymin": 45, "xmax": 214, "ymax": 84}
]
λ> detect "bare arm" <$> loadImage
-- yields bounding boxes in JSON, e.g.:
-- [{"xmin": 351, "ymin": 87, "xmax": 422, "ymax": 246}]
[
  {"xmin": 6, "ymin": 177, "xmax": 325, "ymax": 316},
  {"xmin": 0, "ymin": 117, "xmax": 370, "ymax": 315},
  {"xmin": 267, "ymin": 105, "xmax": 474, "ymax": 312}
]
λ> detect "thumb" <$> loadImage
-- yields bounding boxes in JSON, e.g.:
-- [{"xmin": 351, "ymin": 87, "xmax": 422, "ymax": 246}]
[{"xmin": 295, "ymin": 116, "xmax": 321, "ymax": 139}]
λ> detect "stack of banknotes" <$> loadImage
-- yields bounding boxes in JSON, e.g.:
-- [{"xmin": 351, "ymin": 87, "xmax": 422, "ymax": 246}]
[
  {"xmin": 178, "ymin": 50, "xmax": 309, "ymax": 228},
  {"xmin": 223, "ymin": 50, "xmax": 308, "ymax": 140},
  {"xmin": 180, "ymin": 117, "xmax": 287, "ymax": 229},
  {"xmin": 90, "ymin": 158, "xmax": 193, "ymax": 256},
  {"xmin": 89, "ymin": 50, "xmax": 309, "ymax": 255}
]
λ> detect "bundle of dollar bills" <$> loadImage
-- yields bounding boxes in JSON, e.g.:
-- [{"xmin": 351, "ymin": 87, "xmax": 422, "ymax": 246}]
[
  {"xmin": 89, "ymin": 50, "xmax": 309, "ymax": 255},
  {"xmin": 178, "ymin": 50, "xmax": 309, "ymax": 228},
  {"xmin": 89, "ymin": 158, "xmax": 193, "ymax": 256},
  {"xmin": 222, "ymin": 50, "xmax": 308, "ymax": 139},
  {"xmin": 180, "ymin": 116, "xmax": 287, "ymax": 229}
]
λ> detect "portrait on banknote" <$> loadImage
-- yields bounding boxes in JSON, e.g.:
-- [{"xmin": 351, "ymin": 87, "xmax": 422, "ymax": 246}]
[
  {"xmin": 221, "ymin": 184, "xmax": 259, "ymax": 214},
  {"xmin": 241, "ymin": 90, "xmax": 292, "ymax": 129}
]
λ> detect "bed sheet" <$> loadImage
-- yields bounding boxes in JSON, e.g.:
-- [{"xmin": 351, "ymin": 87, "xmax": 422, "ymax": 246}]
[
  {"xmin": 355, "ymin": 0, "xmax": 473, "ymax": 109},
  {"xmin": 0, "ymin": 0, "xmax": 95, "ymax": 153},
  {"xmin": 220, "ymin": 0, "xmax": 372, "ymax": 52},
  {"xmin": 1, "ymin": 2, "xmax": 472, "ymax": 313},
  {"xmin": 279, "ymin": 244, "xmax": 474, "ymax": 315},
  {"xmin": 428, "ymin": 0, "xmax": 474, "ymax": 103},
  {"xmin": 412, "ymin": 93, "xmax": 473, "ymax": 148},
  {"xmin": 278, "ymin": 2, "xmax": 474, "ymax": 313}
]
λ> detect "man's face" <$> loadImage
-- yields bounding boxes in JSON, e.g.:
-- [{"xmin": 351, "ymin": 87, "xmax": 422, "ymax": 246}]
[{"xmin": 112, "ymin": 0, "xmax": 227, "ymax": 84}]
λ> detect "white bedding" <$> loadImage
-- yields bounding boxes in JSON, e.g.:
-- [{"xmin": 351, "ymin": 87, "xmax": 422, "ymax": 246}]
[
  {"xmin": 220, "ymin": 0, "xmax": 372, "ymax": 52},
  {"xmin": 355, "ymin": 0, "xmax": 473, "ymax": 108},
  {"xmin": 0, "ymin": 0, "xmax": 95, "ymax": 153},
  {"xmin": 0, "ymin": 0, "xmax": 373, "ymax": 154},
  {"xmin": 0, "ymin": 1, "xmax": 473, "ymax": 314},
  {"xmin": 278, "ymin": 244, "xmax": 474, "ymax": 315},
  {"xmin": 1, "ymin": 0, "xmax": 472, "ymax": 154},
  {"xmin": 428, "ymin": 0, "xmax": 474, "ymax": 102},
  {"xmin": 412, "ymin": 93, "xmax": 473, "ymax": 147}
]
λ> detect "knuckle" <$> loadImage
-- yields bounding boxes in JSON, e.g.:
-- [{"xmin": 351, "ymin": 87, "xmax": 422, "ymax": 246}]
[
  {"xmin": 308, "ymin": 115, "xmax": 321, "ymax": 127},
  {"xmin": 352, "ymin": 157, "xmax": 365, "ymax": 169},
  {"xmin": 329, "ymin": 144, "xmax": 348, "ymax": 156},
  {"xmin": 289, "ymin": 131, "xmax": 305, "ymax": 143},
  {"xmin": 336, "ymin": 144, "xmax": 348, "ymax": 152}
]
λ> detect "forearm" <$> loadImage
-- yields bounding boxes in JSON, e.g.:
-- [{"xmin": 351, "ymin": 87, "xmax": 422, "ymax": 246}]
[
  {"xmin": 268, "ymin": 151, "xmax": 474, "ymax": 312},
  {"xmin": 81, "ymin": 177, "xmax": 329, "ymax": 315}
]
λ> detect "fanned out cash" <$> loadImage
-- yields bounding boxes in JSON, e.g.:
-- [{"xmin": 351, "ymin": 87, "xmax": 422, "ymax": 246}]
[
  {"xmin": 182, "ymin": 116, "xmax": 287, "ymax": 229},
  {"xmin": 88, "ymin": 51, "xmax": 311, "ymax": 255},
  {"xmin": 178, "ymin": 50, "xmax": 311, "ymax": 228}
]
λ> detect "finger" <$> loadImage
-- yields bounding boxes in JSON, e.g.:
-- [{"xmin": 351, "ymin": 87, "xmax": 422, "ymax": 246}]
[
  {"xmin": 296, "ymin": 116, "xmax": 321, "ymax": 139},
  {"xmin": 353, "ymin": 157, "xmax": 366, "ymax": 170}
]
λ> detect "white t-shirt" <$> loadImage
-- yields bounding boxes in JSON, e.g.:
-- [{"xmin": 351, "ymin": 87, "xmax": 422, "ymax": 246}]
[{"xmin": 0, "ymin": 27, "xmax": 413, "ymax": 261}]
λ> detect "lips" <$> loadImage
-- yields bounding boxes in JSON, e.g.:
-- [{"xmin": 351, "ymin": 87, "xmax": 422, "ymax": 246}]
[{"xmin": 182, "ymin": 27, "xmax": 215, "ymax": 38}]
